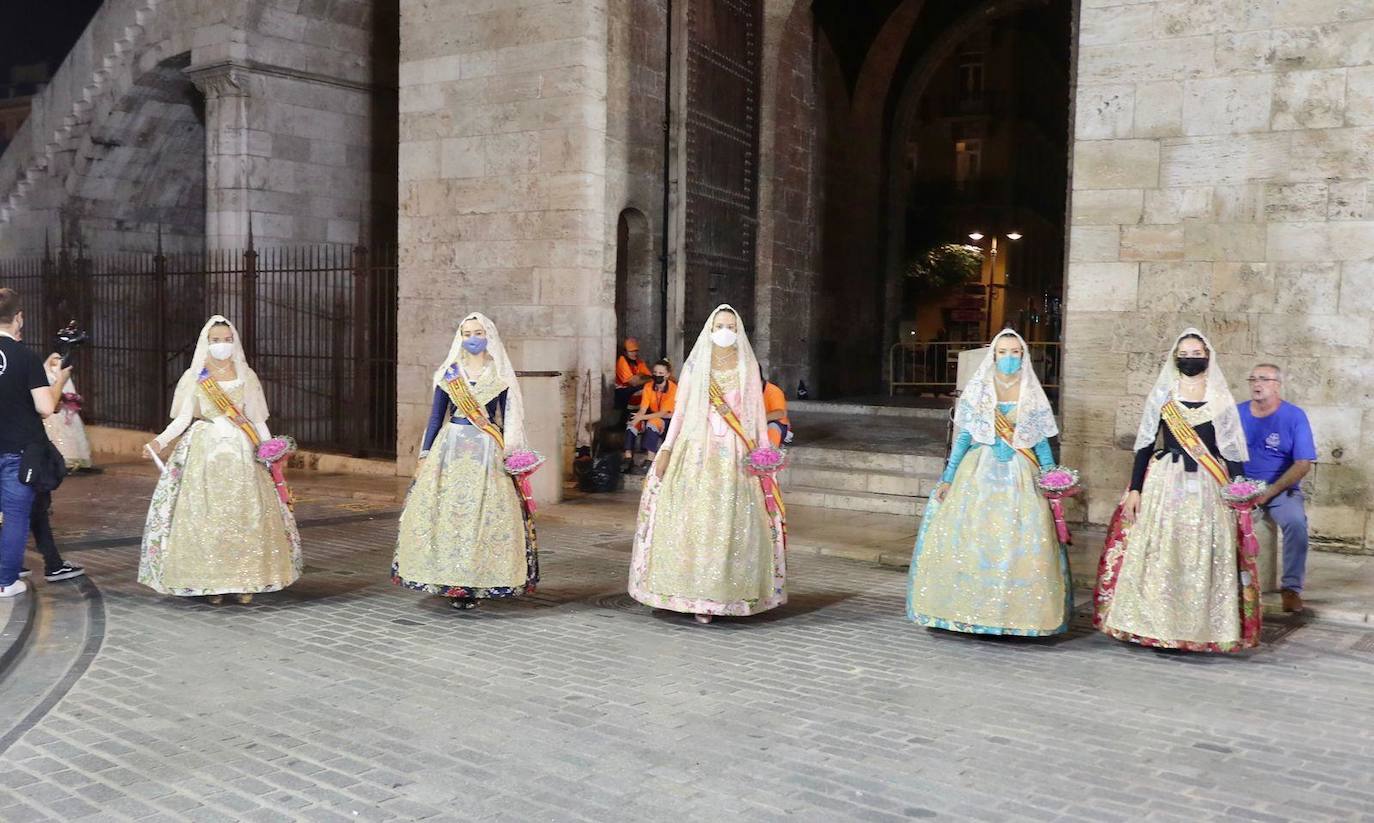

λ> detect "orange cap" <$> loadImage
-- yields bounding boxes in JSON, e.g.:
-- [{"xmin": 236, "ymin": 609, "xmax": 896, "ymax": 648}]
[{"xmin": 624, "ymin": 338, "xmax": 639, "ymax": 352}]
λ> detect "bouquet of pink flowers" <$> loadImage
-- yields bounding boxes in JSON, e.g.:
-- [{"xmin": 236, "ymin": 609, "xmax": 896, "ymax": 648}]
[
  {"xmin": 1037, "ymin": 466, "xmax": 1081, "ymax": 496},
  {"xmin": 745, "ymin": 445, "xmax": 787, "ymax": 477},
  {"xmin": 256, "ymin": 436, "xmax": 297, "ymax": 467},
  {"xmin": 1037, "ymin": 465, "xmax": 1081, "ymax": 545},
  {"xmin": 60, "ymin": 391, "xmax": 83, "ymax": 413},
  {"xmin": 503, "ymin": 448, "xmax": 546, "ymax": 477},
  {"xmin": 1220, "ymin": 477, "xmax": 1268, "ymax": 509}
]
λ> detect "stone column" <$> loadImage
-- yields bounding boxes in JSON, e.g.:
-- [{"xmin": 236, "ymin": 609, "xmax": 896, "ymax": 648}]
[
  {"xmin": 186, "ymin": 62, "xmax": 257, "ymax": 249},
  {"xmin": 397, "ymin": 0, "xmax": 611, "ymax": 483}
]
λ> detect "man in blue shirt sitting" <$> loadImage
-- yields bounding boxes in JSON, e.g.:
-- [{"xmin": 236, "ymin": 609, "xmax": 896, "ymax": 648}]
[{"xmin": 1238, "ymin": 363, "xmax": 1317, "ymax": 613}]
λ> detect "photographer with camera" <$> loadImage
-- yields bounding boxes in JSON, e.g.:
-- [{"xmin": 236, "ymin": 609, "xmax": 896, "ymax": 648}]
[{"xmin": 0, "ymin": 289, "xmax": 71, "ymax": 597}]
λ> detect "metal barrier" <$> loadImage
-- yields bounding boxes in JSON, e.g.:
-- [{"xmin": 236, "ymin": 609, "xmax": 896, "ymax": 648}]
[
  {"xmin": 0, "ymin": 237, "xmax": 398, "ymax": 457},
  {"xmin": 889, "ymin": 341, "xmax": 1062, "ymax": 403}
]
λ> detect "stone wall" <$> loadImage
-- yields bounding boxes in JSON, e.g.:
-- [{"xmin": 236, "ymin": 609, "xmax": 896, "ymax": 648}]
[
  {"xmin": 604, "ymin": 0, "xmax": 668, "ymax": 363},
  {"xmin": 1063, "ymin": 1, "xmax": 1374, "ymax": 550},
  {"xmin": 755, "ymin": 0, "xmax": 822, "ymax": 395},
  {"xmin": 0, "ymin": 0, "xmax": 396, "ymax": 254},
  {"xmin": 396, "ymin": 0, "xmax": 611, "ymax": 474}
]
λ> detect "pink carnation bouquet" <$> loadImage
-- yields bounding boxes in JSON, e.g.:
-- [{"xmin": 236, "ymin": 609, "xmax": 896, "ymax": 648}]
[
  {"xmin": 255, "ymin": 436, "xmax": 297, "ymax": 467},
  {"xmin": 1037, "ymin": 466, "xmax": 1081, "ymax": 497},
  {"xmin": 503, "ymin": 448, "xmax": 546, "ymax": 477},
  {"xmin": 1220, "ymin": 477, "xmax": 1269, "ymax": 510},
  {"xmin": 1037, "ymin": 465, "xmax": 1081, "ymax": 545},
  {"xmin": 745, "ymin": 445, "xmax": 787, "ymax": 477}
]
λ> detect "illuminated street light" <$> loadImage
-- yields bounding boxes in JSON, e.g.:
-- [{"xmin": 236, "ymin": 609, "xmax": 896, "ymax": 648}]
[
  {"xmin": 1006, "ymin": 231, "xmax": 1022, "ymax": 241},
  {"xmin": 968, "ymin": 231, "xmax": 984, "ymax": 241}
]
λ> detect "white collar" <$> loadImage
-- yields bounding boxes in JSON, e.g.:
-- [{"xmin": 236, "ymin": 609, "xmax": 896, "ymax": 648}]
[{"xmin": 0, "ymin": 331, "xmax": 17, "ymax": 340}]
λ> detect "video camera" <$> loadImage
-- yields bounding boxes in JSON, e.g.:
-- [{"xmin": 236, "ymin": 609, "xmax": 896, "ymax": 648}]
[{"xmin": 55, "ymin": 320, "xmax": 89, "ymax": 369}]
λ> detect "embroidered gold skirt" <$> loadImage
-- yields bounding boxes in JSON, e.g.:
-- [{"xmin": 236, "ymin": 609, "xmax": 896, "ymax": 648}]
[
  {"xmin": 907, "ymin": 447, "xmax": 1071, "ymax": 635},
  {"xmin": 1097, "ymin": 456, "xmax": 1240, "ymax": 649},
  {"xmin": 393, "ymin": 422, "xmax": 537, "ymax": 598},
  {"xmin": 139, "ymin": 418, "xmax": 302, "ymax": 596}
]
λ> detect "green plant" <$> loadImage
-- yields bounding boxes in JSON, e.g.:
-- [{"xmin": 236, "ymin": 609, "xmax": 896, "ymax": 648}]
[{"xmin": 905, "ymin": 243, "xmax": 983, "ymax": 289}]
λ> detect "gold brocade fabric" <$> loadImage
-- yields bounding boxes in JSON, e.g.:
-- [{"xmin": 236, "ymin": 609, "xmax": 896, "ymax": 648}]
[
  {"xmin": 907, "ymin": 445, "xmax": 1070, "ymax": 635},
  {"xmin": 1101, "ymin": 456, "xmax": 1240, "ymax": 645},
  {"xmin": 138, "ymin": 382, "xmax": 301, "ymax": 596},
  {"xmin": 628, "ymin": 368, "xmax": 787, "ymax": 616},
  {"xmin": 393, "ymin": 421, "xmax": 532, "ymax": 594}
]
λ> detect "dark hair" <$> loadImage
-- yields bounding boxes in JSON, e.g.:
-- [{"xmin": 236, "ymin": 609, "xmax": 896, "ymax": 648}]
[
  {"xmin": 211, "ymin": 320, "xmax": 231, "ymax": 329},
  {"xmin": 0, "ymin": 288, "xmax": 20, "ymax": 324},
  {"xmin": 1177, "ymin": 333, "xmax": 1209, "ymax": 354},
  {"xmin": 653, "ymin": 359, "xmax": 671, "ymax": 371}
]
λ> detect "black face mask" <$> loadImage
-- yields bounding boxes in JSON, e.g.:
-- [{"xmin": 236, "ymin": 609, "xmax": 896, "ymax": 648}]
[
  {"xmin": 653, "ymin": 376, "xmax": 667, "ymax": 386},
  {"xmin": 1176, "ymin": 357, "xmax": 1209, "ymax": 377}
]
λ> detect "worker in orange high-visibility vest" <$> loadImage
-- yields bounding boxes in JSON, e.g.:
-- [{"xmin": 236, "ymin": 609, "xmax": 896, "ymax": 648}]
[
  {"xmin": 614, "ymin": 337, "xmax": 652, "ymax": 423},
  {"xmin": 761, "ymin": 367, "xmax": 792, "ymax": 448},
  {"xmin": 624, "ymin": 359, "xmax": 676, "ymax": 473}
]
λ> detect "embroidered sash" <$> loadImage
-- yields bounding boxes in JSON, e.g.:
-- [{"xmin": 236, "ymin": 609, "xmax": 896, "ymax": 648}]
[
  {"xmin": 994, "ymin": 409, "xmax": 1040, "ymax": 467},
  {"xmin": 197, "ymin": 373, "xmax": 293, "ymax": 509},
  {"xmin": 441, "ymin": 367, "xmax": 535, "ymax": 517},
  {"xmin": 709, "ymin": 378, "xmax": 788, "ymax": 529},
  {"xmin": 1159, "ymin": 400, "xmax": 1230, "ymax": 485}
]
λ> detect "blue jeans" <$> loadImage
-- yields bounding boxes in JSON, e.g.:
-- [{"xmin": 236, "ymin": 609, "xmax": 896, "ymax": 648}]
[
  {"xmin": 0, "ymin": 452, "xmax": 37, "ymax": 586},
  {"xmin": 1263, "ymin": 489, "xmax": 1310, "ymax": 593}
]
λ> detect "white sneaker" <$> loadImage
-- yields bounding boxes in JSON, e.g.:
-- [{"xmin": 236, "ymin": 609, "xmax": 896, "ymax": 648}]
[{"xmin": 0, "ymin": 579, "xmax": 28, "ymax": 598}]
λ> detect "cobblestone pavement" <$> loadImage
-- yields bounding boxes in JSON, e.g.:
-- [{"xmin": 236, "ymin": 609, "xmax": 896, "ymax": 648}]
[{"xmin": 1, "ymin": 474, "xmax": 1374, "ymax": 822}]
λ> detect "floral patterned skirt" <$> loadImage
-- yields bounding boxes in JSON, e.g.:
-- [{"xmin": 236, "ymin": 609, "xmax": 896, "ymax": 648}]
[
  {"xmin": 628, "ymin": 432, "xmax": 786, "ymax": 616},
  {"xmin": 1094, "ymin": 457, "xmax": 1258, "ymax": 653},
  {"xmin": 139, "ymin": 419, "xmax": 302, "ymax": 596},
  {"xmin": 392, "ymin": 422, "xmax": 537, "ymax": 599},
  {"xmin": 907, "ymin": 448, "xmax": 1071, "ymax": 636}
]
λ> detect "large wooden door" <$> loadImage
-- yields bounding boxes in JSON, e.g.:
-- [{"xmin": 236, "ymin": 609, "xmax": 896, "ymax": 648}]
[{"xmin": 683, "ymin": 0, "xmax": 762, "ymax": 336}]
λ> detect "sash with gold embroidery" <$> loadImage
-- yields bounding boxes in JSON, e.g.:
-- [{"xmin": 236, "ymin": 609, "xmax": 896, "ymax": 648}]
[
  {"xmin": 1159, "ymin": 400, "xmax": 1230, "ymax": 485},
  {"xmin": 441, "ymin": 366, "xmax": 536, "ymax": 517},
  {"xmin": 197, "ymin": 371, "xmax": 293, "ymax": 509},
  {"xmin": 709, "ymin": 378, "xmax": 787, "ymax": 536},
  {"xmin": 994, "ymin": 410, "xmax": 1041, "ymax": 467}
]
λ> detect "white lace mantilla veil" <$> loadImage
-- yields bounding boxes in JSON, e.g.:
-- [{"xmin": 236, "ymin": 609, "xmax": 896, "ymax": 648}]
[
  {"xmin": 164, "ymin": 315, "xmax": 269, "ymax": 430},
  {"xmin": 432, "ymin": 311, "xmax": 528, "ymax": 451},
  {"xmin": 1132, "ymin": 327, "xmax": 1248, "ymax": 462},
  {"xmin": 661, "ymin": 303, "xmax": 768, "ymax": 452},
  {"xmin": 954, "ymin": 328, "xmax": 1058, "ymax": 450}
]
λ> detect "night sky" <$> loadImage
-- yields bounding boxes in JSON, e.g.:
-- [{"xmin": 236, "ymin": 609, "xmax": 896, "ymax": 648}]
[{"xmin": 1, "ymin": 0, "xmax": 103, "ymax": 79}]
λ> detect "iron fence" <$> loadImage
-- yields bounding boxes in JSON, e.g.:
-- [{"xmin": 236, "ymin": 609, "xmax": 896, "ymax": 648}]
[
  {"xmin": 889, "ymin": 340, "xmax": 1062, "ymax": 407},
  {"xmin": 0, "ymin": 238, "xmax": 397, "ymax": 457}
]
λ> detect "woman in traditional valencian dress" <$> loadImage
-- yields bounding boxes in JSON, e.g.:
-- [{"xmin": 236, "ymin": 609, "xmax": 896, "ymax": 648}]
[
  {"xmin": 42, "ymin": 353, "xmax": 93, "ymax": 471},
  {"xmin": 393, "ymin": 313, "xmax": 538, "ymax": 611},
  {"xmin": 907, "ymin": 329, "xmax": 1071, "ymax": 636},
  {"xmin": 629, "ymin": 305, "xmax": 787, "ymax": 624},
  {"xmin": 1094, "ymin": 329, "xmax": 1260, "ymax": 653},
  {"xmin": 140, "ymin": 316, "xmax": 301, "ymax": 604}
]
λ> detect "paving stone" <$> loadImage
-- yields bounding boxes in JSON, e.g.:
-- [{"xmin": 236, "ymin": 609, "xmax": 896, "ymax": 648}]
[{"xmin": 0, "ymin": 481, "xmax": 1368, "ymax": 823}]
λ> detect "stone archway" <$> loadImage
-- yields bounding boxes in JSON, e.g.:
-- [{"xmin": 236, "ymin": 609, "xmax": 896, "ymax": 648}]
[
  {"xmin": 67, "ymin": 53, "xmax": 206, "ymax": 253},
  {"xmin": 881, "ymin": 0, "xmax": 1064, "ymax": 356},
  {"xmin": 615, "ymin": 207, "xmax": 659, "ymax": 357}
]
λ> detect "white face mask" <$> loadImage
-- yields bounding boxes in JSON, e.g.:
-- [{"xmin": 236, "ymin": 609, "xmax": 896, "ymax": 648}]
[
  {"xmin": 710, "ymin": 328, "xmax": 738, "ymax": 348},
  {"xmin": 208, "ymin": 342, "xmax": 235, "ymax": 361}
]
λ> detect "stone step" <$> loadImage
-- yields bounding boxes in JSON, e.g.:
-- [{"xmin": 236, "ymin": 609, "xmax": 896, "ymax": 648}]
[
  {"xmin": 621, "ymin": 471, "xmax": 924, "ymax": 516},
  {"xmin": 789, "ymin": 400, "xmax": 950, "ymax": 420},
  {"xmin": 779, "ymin": 464, "xmax": 936, "ymax": 498},
  {"xmin": 784, "ymin": 485, "xmax": 924, "ymax": 517},
  {"xmin": 785, "ymin": 445, "xmax": 945, "ymax": 476}
]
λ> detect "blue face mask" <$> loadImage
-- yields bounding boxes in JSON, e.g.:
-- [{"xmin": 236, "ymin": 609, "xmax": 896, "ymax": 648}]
[
  {"xmin": 996, "ymin": 355, "xmax": 1022, "ymax": 375},
  {"xmin": 461, "ymin": 337, "xmax": 488, "ymax": 355}
]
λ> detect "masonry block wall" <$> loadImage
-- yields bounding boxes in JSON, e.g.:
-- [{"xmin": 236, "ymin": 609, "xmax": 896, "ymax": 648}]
[
  {"xmin": 1062, "ymin": 1, "xmax": 1374, "ymax": 550},
  {"xmin": 396, "ymin": 0, "xmax": 611, "ymax": 472},
  {"xmin": 0, "ymin": 0, "xmax": 394, "ymax": 254},
  {"xmin": 755, "ymin": 0, "xmax": 821, "ymax": 397}
]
